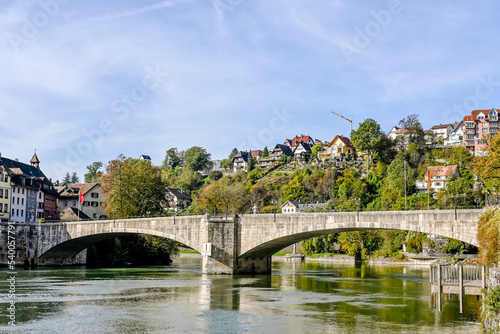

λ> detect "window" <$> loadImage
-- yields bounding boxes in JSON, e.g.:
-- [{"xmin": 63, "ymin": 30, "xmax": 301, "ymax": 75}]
[
  {"xmin": 16, "ymin": 209, "xmax": 19, "ymax": 216},
  {"xmin": 5, "ymin": 190, "xmax": 8, "ymax": 199},
  {"xmin": 93, "ymin": 213, "xmax": 97, "ymax": 218},
  {"xmin": 11, "ymin": 208, "xmax": 14, "ymax": 216},
  {"xmin": 17, "ymin": 188, "xmax": 19, "ymax": 193},
  {"xmin": 22, "ymin": 188, "xmax": 24, "ymax": 195},
  {"xmin": 21, "ymin": 198, "xmax": 24, "ymax": 205},
  {"xmin": 17, "ymin": 197, "xmax": 19, "ymax": 205},
  {"xmin": 91, "ymin": 193, "xmax": 99, "ymax": 198},
  {"xmin": 64, "ymin": 201, "xmax": 68, "ymax": 207},
  {"xmin": 0, "ymin": 189, "xmax": 3, "ymax": 198},
  {"xmin": 38, "ymin": 192, "xmax": 41, "ymax": 199},
  {"xmin": 21, "ymin": 210, "xmax": 23, "ymax": 217},
  {"xmin": 4, "ymin": 204, "xmax": 7, "ymax": 213},
  {"xmin": 91, "ymin": 201, "xmax": 98, "ymax": 207}
]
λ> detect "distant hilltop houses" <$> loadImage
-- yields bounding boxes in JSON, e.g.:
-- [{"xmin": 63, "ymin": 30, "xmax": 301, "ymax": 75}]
[{"xmin": 230, "ymin": 108, "xmax": 498, "ymax": 172}]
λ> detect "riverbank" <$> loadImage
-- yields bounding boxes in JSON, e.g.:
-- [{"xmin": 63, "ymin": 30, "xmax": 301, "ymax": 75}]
[{"xmin": 176, "ymin": 252, "xmax": 439, "ymax": 266}]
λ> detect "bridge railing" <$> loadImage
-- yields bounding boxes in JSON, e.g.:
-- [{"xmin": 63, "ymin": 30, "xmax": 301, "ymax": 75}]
[
  {"xmin": 430, "ymin": 264, "xmax": 485, "ymax": 285},
  {"xmin": 21, "ymin": 206, "xmax": 483, "ymax": 225}
]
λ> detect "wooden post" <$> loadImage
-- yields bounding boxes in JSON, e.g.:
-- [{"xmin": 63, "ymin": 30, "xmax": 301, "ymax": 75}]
[
  {"xmin": 459, "ymin": 265, "xmax": 463, "ymax": 314},
  {"xmin": 437, "ymin": 264, "xmax": 442, "ymax": 311}
]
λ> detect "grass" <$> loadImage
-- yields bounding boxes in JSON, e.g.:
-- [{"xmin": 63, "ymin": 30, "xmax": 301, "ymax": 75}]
[{"xmin": 179, "ymin": 250, "xmax": 200, "ymax": 254}]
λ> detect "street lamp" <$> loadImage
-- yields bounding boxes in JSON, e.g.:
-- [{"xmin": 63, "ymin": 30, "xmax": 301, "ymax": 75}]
[{"xmin": 452, "ymin": 194, "xmax": 458, "ymax": 220}]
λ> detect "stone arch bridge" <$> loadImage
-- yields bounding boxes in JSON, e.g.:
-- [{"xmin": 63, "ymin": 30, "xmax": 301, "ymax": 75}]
[{"xmin": 5, "ymin": 209, "xmax": 482, "ymax": 274}]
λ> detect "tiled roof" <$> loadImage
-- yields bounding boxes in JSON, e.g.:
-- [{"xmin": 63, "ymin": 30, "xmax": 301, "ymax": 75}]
[
  {"xmin": 431, "ymin": 124, "xmax": 451, "ymax": 130},
  {"xmin": 71, "ymin": 183, "xmax": 99, "ymax": 195},
  {"xmin": 273, "ymin": 144, "xmax": 293, "ymax": 156},
  {"xmin": 425, "ymin": 165, "xmax": 459, "ymax": 181},
  {"xmin": 327, "ymin": 135, "xmax": 354, "ymax": 148}
]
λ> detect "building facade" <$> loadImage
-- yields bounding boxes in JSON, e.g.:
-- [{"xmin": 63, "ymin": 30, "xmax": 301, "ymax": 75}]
[
  {"xmin": 463, "ymin": 108, "xmax": 499, "ymax": 154},
  {"xmin": 0, "ymin": 165, "xmax": 10, "ymax": 222}
]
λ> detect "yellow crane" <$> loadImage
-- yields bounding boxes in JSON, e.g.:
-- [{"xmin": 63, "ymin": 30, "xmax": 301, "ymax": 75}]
[{"xmin": 330, "ymin": 111, "xmax": 353, "ymax": 133}]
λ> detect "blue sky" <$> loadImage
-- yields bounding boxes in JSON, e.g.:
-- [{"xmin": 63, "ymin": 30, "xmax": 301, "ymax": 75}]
[{"xmin": 1, "ymin": 0, "xmax": 500, "ymax": 181}]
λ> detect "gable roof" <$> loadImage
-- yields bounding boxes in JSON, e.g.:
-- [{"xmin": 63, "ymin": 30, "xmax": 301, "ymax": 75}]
[
  {"xmin": 273, "ymin": 144, "xmax": 293, "ymax": 156},
  {"xmin": 327, "ymin": 135, "xmax": 354, "ymax": 148},
  {"xmin": 431, "ymin": 123, "xmax": 452, "ymax": 130},
  {"xmin": 425, "ymin": 165, "xmax": 459, "ymax": 181},
  {"xmin": 71, "ymin": 183, "xmax": 100, "ymax": 196},
  {"xmin": 168, "ymin": 188, "xmax": 192, "ymax": 200}
]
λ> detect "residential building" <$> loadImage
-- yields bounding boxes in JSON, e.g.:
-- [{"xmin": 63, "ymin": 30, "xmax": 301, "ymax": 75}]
[
  {"xmin": 284, "ymin": 135, "xmax": 315, "ymax": 148},
  {"xmin": 139, "ymin": 155, "xmax": 152, "ymax": 162},
  {"xmin": 166, "ymin": 188, "xmax": 192, "ymax": 212},
  {"xmin": 430, "ymin": 124, "xmax": 453, "ymax": 141},
  {"xmin": 444, "ymin": 121, "xmax": 464, "ymax": 146},
  {"xmin": 0, "ymin": 152, "xmax": 57, "ymax": 223},
  {"xmin": 388, "ymin": 126, "xmax": 406, "ymax": 140},
  {"xmin": 280, "ymin": 200, "xmax": 324, "ymax": 213},
  {"xmin": 463, "ymin": 108, "xmax": 499, "ymax": 154},
  {"xmin": 415, "ymin": 165, "xmax": 460, "ymax": 193},
  {"xmin": 0, "ymin": 163, "xmax": 10, "ymax": 222},
  {"xmin": 55, "ymin": 183, "xmax": 105, "ymax": 220},
  {"xmin": 292, "ymin": 142, "xmax": 312, "ymax": 164},
  {"xmin": 210, "ymin": 160, "xmax": 224, "ymax": 172},
  {"xmin": 257, "ymin": 144, "xmax": 293, "ymax": 169},
  {"xmin": 232, "ymin": 151, "xmax": 249, "ymax": 172},
  {"xmin": 250, "ymin": 150, "xmax": 263, "ymax": 160},
  {"xmin": 319, "ymin": 135, "xmax": 354, "ymax": 160}
]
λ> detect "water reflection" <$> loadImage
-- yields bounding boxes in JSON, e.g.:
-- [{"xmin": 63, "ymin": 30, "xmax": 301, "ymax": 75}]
[{"xmin": 0, "ymin": 258, "xmax": 481, "ymax": 333}]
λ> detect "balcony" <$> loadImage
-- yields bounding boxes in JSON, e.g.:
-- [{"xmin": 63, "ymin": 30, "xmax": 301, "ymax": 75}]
[
  {"xmin": 465, "ymin": 123, "xmax": 475, "ymax": 128},
  {"xmin": 466, "ymin": 130, "xmax": 475, "ymax": 134},
  {"xmin": 490, "ymin": 122, "xmax": 498, "ymax": 127},
  {"xmin": 490, "ymin": 116, "xmax": 498, "ymax": 121}
]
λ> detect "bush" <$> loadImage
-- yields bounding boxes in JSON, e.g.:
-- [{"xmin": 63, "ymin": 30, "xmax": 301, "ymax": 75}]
[{"xmin": 485, "ymin": 286, "xmax": 500, "ymax": 315}]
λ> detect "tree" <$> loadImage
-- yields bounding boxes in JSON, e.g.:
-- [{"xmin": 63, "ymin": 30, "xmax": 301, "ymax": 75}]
[
  {"xmin": 196, "ymin": 178, "xmax": 245, "ymax": 216},
  {"xmin": 247, "ymin": 153, "xmax": 256, "ymax": 171},
  {"xmin": 372, "ymin": 136, "xmax": 396, "ymax": 165},
  {"xmin": 311, "ymin": 145, "xmax": 321, "ymax": 161},
  {"xmin": 71, "ymin": 172, "xmax": 80, "ymax": 184},
  {"xmin": 473, "ymin": 133, "xmax": 500, "ymax": 187},
  {"xmin": 184, "ymin": 146, "xmax": 213, "ymax": 173},
  {"xmin": 221, "ymin": 158, "xmax": 232, "ymax": 171},
  {"xmin": 84, "ymin": 162, "xmax": 103, "ymax": 183},
  {"xmin": 282, "ymin": 175, "xmax": 309, "ymax": 202},
  {"xmin": 62, "ymin": 172, "xmax": 71, "ymax": 184},
  {"xmin": 229, "ymin": 148, "xmax": 239, "ymax": 160},
  {"xmin": 350, "ymin": 118, "xmax": 383, "ymax": 161},
  {"xmin": 101, "ymin": 155, "xmax": 167, "ymax": 218},
  {"xmin": 398, "ymin": 114, "xmax": 426, "ymax": 148},
  {"xmin": 477, "ymin": 207, "xmax": 500, "ymax": 266},
  {"xmin": 263, "ymin": 146, "xmax": 269, "ymax": 158},
  {"xmin": 163, "ymin": 148, "xmax": 182, "ymax": 169}
]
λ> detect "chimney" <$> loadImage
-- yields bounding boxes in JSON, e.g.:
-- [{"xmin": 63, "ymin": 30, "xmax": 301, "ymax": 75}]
[{"xmin": 15, "ymin": 158, "xmax": 19, "ymax": 162}]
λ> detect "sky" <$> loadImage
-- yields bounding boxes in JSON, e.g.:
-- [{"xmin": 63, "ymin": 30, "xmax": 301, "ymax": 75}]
[{"xmin": 1, "ymin": 0, "xmax": 500, "ymax": 181}]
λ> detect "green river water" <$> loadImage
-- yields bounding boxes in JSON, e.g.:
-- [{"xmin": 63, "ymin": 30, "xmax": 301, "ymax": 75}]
[{"xmin": 0, "ymin": 257, "xmax": 481, "ymax": 333}]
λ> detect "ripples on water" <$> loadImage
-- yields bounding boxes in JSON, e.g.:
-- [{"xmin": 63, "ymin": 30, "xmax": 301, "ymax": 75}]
[{"xmin": 0, "ymin": 258, "xmax": 481, "ymax": 333}]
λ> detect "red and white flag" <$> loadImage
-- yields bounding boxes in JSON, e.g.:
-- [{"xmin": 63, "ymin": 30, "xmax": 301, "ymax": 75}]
[{"xmin": 79, "ymin": 191, "xmax": 84, "ymax": 205}]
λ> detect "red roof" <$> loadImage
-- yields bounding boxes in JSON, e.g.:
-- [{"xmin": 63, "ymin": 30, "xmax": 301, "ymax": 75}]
[
  {"xmin": 288, "ymin": 135, "xmax": 313, "ymax": 147},
  {"xmin": 425, "ymin": 165, "xmax": 458, "ymax": 181}
]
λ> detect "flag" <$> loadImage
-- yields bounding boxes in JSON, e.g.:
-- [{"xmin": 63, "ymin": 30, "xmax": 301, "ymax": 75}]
[{"xmin": 79, "ymin": 191, "xmax": 84, "ymax": 205}]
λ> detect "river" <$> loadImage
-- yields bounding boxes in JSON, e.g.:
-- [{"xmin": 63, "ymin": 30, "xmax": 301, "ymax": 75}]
[{"xmin": 1, "ymin": 257, "xmax": 481, "ymax": 333}]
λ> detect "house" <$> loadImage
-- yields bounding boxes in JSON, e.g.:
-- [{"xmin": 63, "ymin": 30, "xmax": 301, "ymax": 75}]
[
  {"xmin": 415, "ymin": 165, "xmax": 460, "ymax": 193},
  {"xmin": 430, "ymin": 124, "xmax": 453, "ymax": 141},
  {"xmin": 0, "ymin": 162, "xmax": 10, "ymax": 222},
  {"xmin": 462, "ymin": 108, "xmax": 499, "ymax": 154},
  {"xmin": 292, "ymin": 142, "xmax": 312, "ymax": 164},
  {"xmin": 166, "ymin": 188, "xmax": 192, "ymax": 212},
  {"xmin": 232, "ymin": 151, "xmax": 249, "ymax": 172},
  {"xmin": 388, "ymin": 126, "xmax": 406, "ymax": 140},
  {"xmin": 139, "ymin": 155, "xmax": 152, "ymax": 162},
  {"xmin": 56, "ymin": 183, "xmax": 105, "ymax": 220},
  {"xmin": 210, "ymin": 160, "xmax": 224, "ymax": 172},
  {"xmin": 319, "ymin": 135, "xmax": 354, "ymax": 160},
  {"xmin": 284, "ymin": 135, "xmax": 315, "ymax": 148},
  {"xmin": 0, "ymin": 152, "xmax": 57, "ymax": 223},
  {"xmin": 251, "ymin": 150, "xmax": 263, "ymax": 160},
  {"xmin": 257, "ymin": 144, "xmax": 293, "ymax": 169},
  {"xmin": 280, "ymin": 200, "xmax": 324, "ymax": 213},
  {"xmin": 444, "ymin": 121, "xmax": 464, "ymax": 147}
]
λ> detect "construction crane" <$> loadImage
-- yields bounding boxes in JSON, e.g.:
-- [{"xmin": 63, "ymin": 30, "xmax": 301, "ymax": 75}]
[{"xmin": 330, "ymin": 111, "xmax": 353, "ymax": 133}]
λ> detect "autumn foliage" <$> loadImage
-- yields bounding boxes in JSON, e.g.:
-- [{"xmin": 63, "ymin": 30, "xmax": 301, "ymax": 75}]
[{"xmin": 477, "ymin": 207, "xmax": 500, "ymax": 266}]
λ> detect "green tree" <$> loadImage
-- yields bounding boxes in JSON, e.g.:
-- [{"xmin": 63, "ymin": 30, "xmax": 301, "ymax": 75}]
[
  {"xmin": 247, "ymin": 153, "xmax": 256, "ymax": 171},
  {"xmin": 70, "ymin": 172, "xmax": 79, "ymax": 184},
  {"xmin": 350, "ymin": 118, "xmax": 383, "ymax": 161},
  {"xmin": 263, "ymin": 146, "xmax": 269, "ymax": 158},
  {"xmin": 84, "ymin": 162, "xmax": 103, "ymax": 183},
  {"xmin": 398, "ymin": 114, "xmax": 426, "ymax": 148},
  {"xmin": 473, "ymin": 134, "xmax": 500, "ymax": 187},
  {"xmin": 477, "ymin": 207, "xmax": 500, "ymax": 266},
  {"xmin": 282, "ymin": 175, "xmax": 309, "ymax": 202},
  {"xmin": 311, "ymin": 144, "xmax": 321, "ymax": 161},
  {"xmin": 102, "ymin": 155, "xmax": 167, "ymax": 218},
  {"xmin": 221, "ymin": 158, "xmax": 232, "ymax": 171},
  {"xmin": 196, "ymin": 178, "xmax": 245, "ymax": 216},
  {"xmin": 62, "ymin": 172, "xmax": 71, "ymax": 184},
  {"xmin": 164, "ymin": 148, "xmax": 182, "ymax": 169},
  {"xmin": 184, "ymin": 146, "xmax": 213, "ymax": 173}
]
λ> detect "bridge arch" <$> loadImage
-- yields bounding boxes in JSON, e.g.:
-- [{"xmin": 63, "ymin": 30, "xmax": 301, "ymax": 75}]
[
  {"xmin": 37, "ymin": 216, "xmax": 204, "ymax": 263},
  {"xmin": 238, "ymin": 210, "xmax": 481, "ymax": 260}
]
